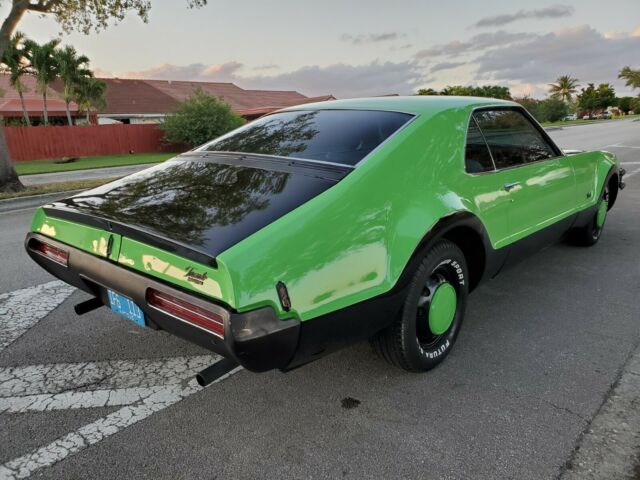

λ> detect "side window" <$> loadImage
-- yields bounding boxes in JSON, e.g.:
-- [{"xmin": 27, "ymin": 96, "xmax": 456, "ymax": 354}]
[
  {"xmin": 465, "ymin": 117, "xmax": 494, "ymax": 173},
  {"xmin": 473, "ymin": 109, "xmax": 557, "ymax": 169}
]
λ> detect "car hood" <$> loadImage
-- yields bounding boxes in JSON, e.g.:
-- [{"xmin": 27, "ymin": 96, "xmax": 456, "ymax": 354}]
[{"xmin": 43, "ymin": 153, "xmax": 351, "ymax": 264}]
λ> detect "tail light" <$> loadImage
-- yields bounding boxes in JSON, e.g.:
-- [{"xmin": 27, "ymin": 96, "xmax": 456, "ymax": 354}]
[
  {"xmin": 146, "ymin": 288, "xmax": 224, "ymax": 338},
  {"xmin": 31, "ymin": 239, "xmax": 69, "ymax": 267}
]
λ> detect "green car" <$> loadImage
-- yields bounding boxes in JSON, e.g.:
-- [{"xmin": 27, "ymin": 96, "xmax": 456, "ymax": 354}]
[{"xmin": 26, "ymin": 97, "xmax": 625, "ymax": 376}]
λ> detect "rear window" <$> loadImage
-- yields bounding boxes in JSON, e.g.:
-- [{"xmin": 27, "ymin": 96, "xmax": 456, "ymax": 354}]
[{"xmin": 201, "ymin": 109, "xmax": 413, "ymax": 166}]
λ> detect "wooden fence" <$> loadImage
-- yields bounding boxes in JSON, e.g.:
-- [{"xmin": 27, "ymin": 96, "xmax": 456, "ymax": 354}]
[{"xmin": 5, "ymin": 124, "xmax": 183, "ymax": 161}]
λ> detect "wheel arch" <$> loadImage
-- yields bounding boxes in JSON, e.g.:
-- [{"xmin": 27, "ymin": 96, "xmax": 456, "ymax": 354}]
[
  {"xmin": 607, "ymin": 172, "xmax": 619, "ymax": 210},
  {"xmin": 404, "ymin": 212, "xmax": 497, "ymax": 293}
]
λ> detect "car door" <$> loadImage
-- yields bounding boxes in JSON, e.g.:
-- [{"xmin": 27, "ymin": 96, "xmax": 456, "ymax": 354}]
[
  {"xmin": 473, "ymin": 108, "xmax": 575, "ymax": 246},
  {"xmin": 460, "ymin": 115, "xmax": 511, "ymax": 249}
]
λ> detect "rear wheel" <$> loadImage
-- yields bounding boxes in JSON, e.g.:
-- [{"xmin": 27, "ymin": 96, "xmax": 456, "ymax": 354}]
[
  {"xmin": 371, "ymin": 240, "xmax": 469, "ymax": 372},
  {"xmin": 572, "ymin": 184, "xmax": 609, "ymax": 247}
]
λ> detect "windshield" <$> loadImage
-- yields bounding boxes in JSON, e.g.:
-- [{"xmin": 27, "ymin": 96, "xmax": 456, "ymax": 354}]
[{"xmin": 200, "ymin": 109, "xmax": 413, "ymax": 166}]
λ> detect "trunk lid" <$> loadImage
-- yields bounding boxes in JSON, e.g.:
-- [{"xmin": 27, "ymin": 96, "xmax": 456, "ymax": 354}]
[{"xmin": 43, "ymin": 154, "xmax": 351, "ymax": 265}]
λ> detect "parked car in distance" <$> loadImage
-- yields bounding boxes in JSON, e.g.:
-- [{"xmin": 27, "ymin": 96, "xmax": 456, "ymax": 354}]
[
  {"xmin": 25, "ymin": 97, "xmax": 625, "ymax": 375},
  {"xmin": 564, "ymin": 113, "xmax": 577, "ymax": 121}
]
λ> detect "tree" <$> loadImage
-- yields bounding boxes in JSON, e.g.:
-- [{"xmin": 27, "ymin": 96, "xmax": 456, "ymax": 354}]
[
  {"xmin": 417, "ymin": 88, "xmax": 439, "ymax": 96},
  {"xmin": 160, "ymin": 89, "xmax": 244, "ymax": 148},
  {"xmin": 25, "ymin": 38, "xmax": 59, "ymax": 125},
  {"xmin": 618, "ymin": 66, "xmax": 640, "ymax": 92},
  {"xmin": 0, "ymin": 0, "xmax": 208, "ymax": 192},
  {"xmin": 54, "ymin": 45, "xmax": 92, "ymax": 125},
  {"xmin": 1, "ymin": 31, "xmax": 31, "ymax": 125},
  {"xmin": 420, "ymin": 85, "xmax": 511, "ymax": 99},
  {"xmin": 548, "ymin": 75, "xmax": 580, "ymax": 102},
  {"xmin": 577, "ymin": 83, "xmax": 616, "ymax": 115},
  {"xmin": 617, "ymin": 97, "xmax": 634, "ymax": 114},
  {"xmin": 540, "ymin": 97, "xmax": 569, "ymax": 123},
  {"xmin": 513, "ymin": 97, "xmax": 546, "ymax": 122},
  {"xmin": 512, "ymin": 97, "xmax": 568, "ymax": 123},
  {"xmin": 75, "ymin": 77, "xmax": 106, "ymax": 123}
]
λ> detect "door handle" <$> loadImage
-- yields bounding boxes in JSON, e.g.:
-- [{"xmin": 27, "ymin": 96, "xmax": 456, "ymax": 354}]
[{"xmin": 503, "ymin": 182, "xmax": 521, "ymax": 192}]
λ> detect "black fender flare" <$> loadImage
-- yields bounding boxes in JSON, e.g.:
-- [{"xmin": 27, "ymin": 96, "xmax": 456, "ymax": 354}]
[
  {"xmin": 604, "ymin": 164, "xmax": 621, "ymax": 210},
  {"xmin": 399, "ymin": 211, "xmax": 502, "ymax": 293}
]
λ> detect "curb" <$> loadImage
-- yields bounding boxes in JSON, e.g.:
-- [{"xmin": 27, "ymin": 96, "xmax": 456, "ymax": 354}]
[
  {"xmin": 560, "ymin": 342, "xmax": 640, "ymax": 479},
  {"xmin": 0, "ymin": 189, "xmax": 83, "ymax": 213}
]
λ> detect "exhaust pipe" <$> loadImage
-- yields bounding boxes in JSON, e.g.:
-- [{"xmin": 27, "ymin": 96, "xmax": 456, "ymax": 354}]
[
  {"xmin": 74, "ymin": 297, "xmax": 104, "ymax": 315},
  {"xmin": 196, "ymin": 358, "xmax": 238, "ymax": 387}
]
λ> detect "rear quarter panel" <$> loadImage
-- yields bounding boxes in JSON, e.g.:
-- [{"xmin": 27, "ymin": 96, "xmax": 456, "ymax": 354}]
[
  {"xmin": 219, "ymin": 106, "xmax": 486, "ymax": 321},
  {"xmin": 567, "ymin": 150, "xmax": 618, "ymax": 209}
]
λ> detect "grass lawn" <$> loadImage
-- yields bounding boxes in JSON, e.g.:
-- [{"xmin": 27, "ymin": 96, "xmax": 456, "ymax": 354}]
[
  {"xmin": 14, "ymin": 152, "xmax": 177, "ymax": 176},
  {"xmin": 0, "ymin": 178, "xmax": 118, "ymax": 201}
]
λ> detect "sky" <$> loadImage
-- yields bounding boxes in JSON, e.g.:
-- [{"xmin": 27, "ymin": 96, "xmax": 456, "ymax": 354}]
[{"xmin": 13, "ymin": 0, "xmax": 640, "ymax": 99}]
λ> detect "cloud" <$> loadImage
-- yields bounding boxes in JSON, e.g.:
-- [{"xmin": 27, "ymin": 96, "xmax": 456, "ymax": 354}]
[
  {"xmin": 111, "ymin": 60, "xmax": 425, "ymax": 98},
  {"xmin": 473, "ymin": 5, "xmax": 574, "ymax": 28},
  {"xmin": 242, "ymin": 61, "xmax": 424, "ymax": 97},
  {"xmin": 475, "ymin": 25, "xmax": 640, "ymax": 93},
  {"xmin": 430, "ymin": 61, "xmax": 465, "ymax": 73},
  {"xmin": 415, "ymin": 31, "xmax": 535, "ymax": 59},
  {"xmin": 122, "ymin": 62, "xmax": 243, "ymax": 82},
  {"xmin": 253, "ymin": 64, "xmax": 279, "ymax": 70},
  {"xmin": 340, "ymin": 32, "xmax": 403, "ymax": 44}
]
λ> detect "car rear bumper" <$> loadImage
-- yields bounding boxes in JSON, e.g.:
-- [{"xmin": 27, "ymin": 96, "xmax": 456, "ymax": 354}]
[{"xmin": 25, "ymin": 232, "xmax": 300, "ymax": 373}]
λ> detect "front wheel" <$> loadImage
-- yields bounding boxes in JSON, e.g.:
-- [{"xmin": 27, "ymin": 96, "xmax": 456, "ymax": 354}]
[
  {"xmin": 371, "ymin": 240, "xmax": 469, "ymax": 372},
  {"xmin": 571, "ymin": 184, "xmax": 609, "ymax": 247}
]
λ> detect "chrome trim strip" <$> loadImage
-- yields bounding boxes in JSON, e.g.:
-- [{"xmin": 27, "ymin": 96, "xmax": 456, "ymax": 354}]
[{"xmin": 195, "ymin": 151, "xmax": 356, "ymax": 170}]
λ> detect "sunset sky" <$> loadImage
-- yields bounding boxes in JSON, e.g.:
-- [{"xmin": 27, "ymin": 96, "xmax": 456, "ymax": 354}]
[{"xmin": 16, "ymin": 0, "xmax": 640, "ymax": 98}]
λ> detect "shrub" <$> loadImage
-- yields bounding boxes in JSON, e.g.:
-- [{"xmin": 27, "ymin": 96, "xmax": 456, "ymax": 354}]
[{"xmin": 161, "ymin": 89, "xmax": 245, "ymax": 147}]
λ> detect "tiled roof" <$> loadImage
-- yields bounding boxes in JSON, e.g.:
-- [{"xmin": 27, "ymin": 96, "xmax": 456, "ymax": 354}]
[
  {"xmin": 99, "ymin": 78, "xmax": 330, "ymax": 116},
  {"xmin": 0, "ymin": 75, "xmax": 78, "ymax": 115},
  {"xmin": 0, "ymin": 74, "xmax": 333, "ymax": 117},
  {"xmin": 98, "ymin": 78, "xmax": 178, "ymax": 115}
]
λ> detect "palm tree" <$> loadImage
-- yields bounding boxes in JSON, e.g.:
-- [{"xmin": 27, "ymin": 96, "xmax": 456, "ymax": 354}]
[
  {"xmin": 54, "ymin": 45, "xmax": 92, "ymax": 125},
  {"xmin": 25, "ymin": 38, "xmax": 59, "ymax": 126},
  {"xmin": 618, "ymin": 66, "xmax": 640, "ymax": 92},
  {"xmin": 1, "ymin": 32, "xmax": 32, "ymax": 125},
  {"xmin": 75, "ymin": 77, "xmax": 106, "ymax": 123},
  {"xmin": 548, "ymin": 75, "xmax": 580, "ymax": 102}
]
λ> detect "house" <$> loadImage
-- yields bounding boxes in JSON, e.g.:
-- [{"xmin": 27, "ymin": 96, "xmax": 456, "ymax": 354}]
[
  {"xmin": 96, "ymin": 78, "xmax": 335, "ymax": 124},
  {"xmin": 0, "ymin": 74, "xmax": 335, "ymax": 125},
  {"xmin": 0, "ymin": 75, "xmax": 80, "ymax": 125}
]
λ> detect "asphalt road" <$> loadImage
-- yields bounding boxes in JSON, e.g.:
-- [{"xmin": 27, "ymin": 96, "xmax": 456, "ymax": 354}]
[{"xmin": 0, "ymin": 119, "xmax": 638, "ymax": 479}]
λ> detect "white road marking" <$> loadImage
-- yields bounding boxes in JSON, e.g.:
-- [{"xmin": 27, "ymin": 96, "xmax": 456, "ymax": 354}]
[
  {"xmin": 0, "ymin": 280, "xmax": 243, "ymax": 479},
  {"xmin": 0, "ymin": 386, "xmax": 170, "ymax": 413},
  {"xmin": 0, "ymin": 355, "xmax": 216, "ymax": 398},
  {"xmin": 0, "ymin": 281, "xmax": 75, "ymax": 352},
  {"xmin": 624, "ymin": 167, "xmax": 640, "ymax": 179},
  {"xmin": 0, "ymin": 366, "xmax": 242, "ymax": 479},
  {"xmin": 621, "ymin": 162, "xmax": 640, "ymax": 165}
]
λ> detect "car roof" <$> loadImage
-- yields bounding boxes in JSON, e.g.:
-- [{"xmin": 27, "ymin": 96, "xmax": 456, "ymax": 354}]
[{"xmin": 281, "ymin": 95, "xmax": 517, "ymax": 116}]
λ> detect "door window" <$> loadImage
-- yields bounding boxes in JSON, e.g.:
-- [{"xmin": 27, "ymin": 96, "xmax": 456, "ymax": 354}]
[
  {"xmin": 465, "ymin": 116, "xmax": 495, "ymax": 173},
  {"xmin": 473, "ymin": 109, "xmax": 558, "ymax": 169}
]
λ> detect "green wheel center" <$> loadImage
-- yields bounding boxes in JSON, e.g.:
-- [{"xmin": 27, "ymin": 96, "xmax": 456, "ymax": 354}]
[
  {"xmin": 428, "ymin": 282, "xmax": 457, "ymax": 335},
  {"xmin": 596, "ymin": 198, "xmax": 608, "ymax": 228}
]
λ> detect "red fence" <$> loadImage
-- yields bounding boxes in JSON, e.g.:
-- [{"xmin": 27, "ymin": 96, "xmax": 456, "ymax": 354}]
[{"xmin": 5, "ymin": 124, "xmax": 183, "ymax": 161}]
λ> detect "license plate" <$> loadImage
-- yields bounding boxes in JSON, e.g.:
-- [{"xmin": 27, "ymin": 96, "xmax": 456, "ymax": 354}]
[{"xmin": 107, "ymin": 290, "xmax": 146, "ymax": 327}]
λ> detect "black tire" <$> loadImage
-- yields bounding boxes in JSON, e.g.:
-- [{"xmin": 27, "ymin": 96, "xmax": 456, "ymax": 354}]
[
  {"xmin": 371, "ymin": 240, "xmax": 469, "ymax": 372},
  {"xmin": 571, "ymin": 183, "xmax": 610, "ymax": 247}
]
